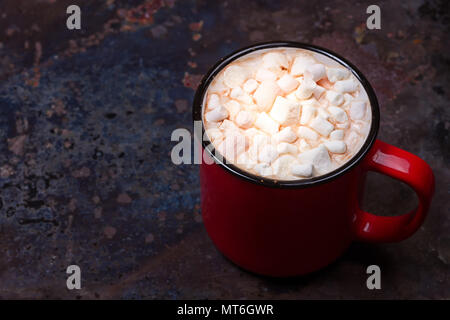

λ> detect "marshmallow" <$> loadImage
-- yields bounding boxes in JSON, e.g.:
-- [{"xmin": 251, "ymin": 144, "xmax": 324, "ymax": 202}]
[
  {"xmin": 298, "ymin": 139, "xmax": 311, "ymax": 152},
  {"xmin": 328, "ymin": 106, "xmax": 348, "ymax": 123},
  {"xmin": 317, "ymin": 108, "xmax": 330, "ymax": 120},
  {"xmin": 235, "ymin": 110, "xmax": 254, "ymax": 128},
  {"xmin": 291, "ymin": 163, "xmax": 313, "ymax": 177},
  {"xmin": 326, "ymin": 67, "xmax": 350, "ymax": 83},
  {"xmin": 249, "ymin": 134, "xmax": 270, "ymax": 159},
  {"xmin": 310, "ymin": 117, "xmax": 334, "ymax": 136},
  {"xmin": 297, "ymin": 126, "xmax": 319, "ymax": 141},
  {"xmin": 253, "ymin": 81, "xmax": 279, "ymax": 111},
  {"xmin": 205, "ymin": 106, "xmax": 228, "ymax": 122},
  {"xmin": 219, "ymin": 119, "xmax": 239, "ymax": 136},
  {"xmin": 297, "ymin": 145, "xmax": 331, "ymax": 175},
  {"xmin": 336, "ymin": 122, "xmax": 350, "ymax": 129},
  {"xmin": 343, "ymin": 93, "xmax": 353, "ymax": 106},
  {"xmin": 255, "ymin": 68, "xmax": 277, "ymax": 82},
  {"xmin": 258, "ymin": 145, "xmax": 278, "ymax": 164},
  {"xmin": 269, "ymin": 96, "xmax": 300, "ymax": 126},
  {"xmin": 243, "ymin": 79, "xmax": 258, "ymax": 93},
  {"xmin": 277, "ymin": 74, "xmax": 299, "ymax": 93},
  {"xmin": 223, "ymin": 65, "xmax": 249, "ymax": 88},
  {"xmin": 324, "ymin": 140, "xmax": 347, "ymax": 153},
  {"xmin": 255, "ymin": 112, "xmax": 279, "ymax": 135},
  {"xmin": 207, "ymin": 94, "xmax": 221, "ymax": 109},
  {"xmin": 290, "ymin": 54, "xmax": 316, "ymax": 76},
  {"xmin": 349, "ymin": 101, "xmax": 366, "ymax": 120},
  {"xmin": 272, "ymin": 127, "xmax": 297, "ymax": 143},
  {"xmin": 286, "ymin": 91, "xmax": 298, "ymax": 101},
  {"xmin": 330, "ymin": 129, "xmax": 344, "ymax": 140},
  {"xmin": 295, "ymin": 79, "xmax": 317, "ymax": 99},
  {"xmin": 262, "ymin": 52, "xmax": 289, "ymax": 74},
  {"xmin": 237, "ymin": 152, "xmax": 257, "ymax": 170},
  {"xmin": 301, "ymin": 97, "xmax": 320, "ymax": 108},
  {"xmin": 277, "ymin": 142, "xmax": 298, "ymax": 155},
  {"xmin": 253, "ymin": 163, "xmax": 273, "ymax": 177},
  {"xmin": 206, "ymin": 128, "xmax": 223, "ymax": 142},
  {"xmin": 208, "ymin": 77, "xmax": 229, "ymax": 94},
  {"xmin": 345, "ymin": 131, "xmax": 361, "ymax": 148},
  {"xmin": 230, "ymin": 87, "xmax": 253, "ymax": 105},
  {"xmin": 352, "ymin": 120, "xmax": 370, "ymax": 136},
  {"xmin": 224, "ymin": 100, "xmax": 241, "ymax": 119},
  {"xmin": 218, "ymin": 134, "xmax": 248, "ymax": 161},
  {"xmin": 272, "ymin": 155, "xmax": 297, "ymax": 178},
  {"xmin": 326, "ymin": 91, "xmax": 344, "ymax": 106},
  {"xmin": 244, "ymin": 128, "xmax": 264, "ymax": 139},
  {"xmin": 334, "ymin": 79, "xmax": 358, "ymax": 93},
  {"xmin": 313, "ymin": 85, "xmax": 326, "ymax": 99},
  {"xmin": 305, "ymin": 64, "xmax": 326, "ymax": 82}
]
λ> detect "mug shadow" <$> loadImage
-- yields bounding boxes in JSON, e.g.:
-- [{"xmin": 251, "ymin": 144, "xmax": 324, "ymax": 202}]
[{"xmin": 223, "ymin": 242, "xmax": 393, "ymax": 286}]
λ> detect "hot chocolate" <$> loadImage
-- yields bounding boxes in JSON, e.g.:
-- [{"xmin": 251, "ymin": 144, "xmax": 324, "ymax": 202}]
[{"xmin": 202, "ymin": 47, "xmax": 372, "ymax": 180}]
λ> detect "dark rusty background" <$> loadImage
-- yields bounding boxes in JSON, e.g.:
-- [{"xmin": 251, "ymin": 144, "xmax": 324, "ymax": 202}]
[{"xmin": 0, "ymin": 0, "xmax": 448, "ymax": 299}]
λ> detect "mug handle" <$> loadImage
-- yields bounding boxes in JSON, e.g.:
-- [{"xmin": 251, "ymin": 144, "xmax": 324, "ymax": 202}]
[{"xmin": 353, "ymin": 140, "xmax": 435, "ymax": 243}]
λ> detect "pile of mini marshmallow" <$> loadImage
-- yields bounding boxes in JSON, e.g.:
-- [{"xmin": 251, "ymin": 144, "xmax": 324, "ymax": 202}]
[{"xmin": 203, "ymin": 48, "xmax": 371, "ymax": 180}]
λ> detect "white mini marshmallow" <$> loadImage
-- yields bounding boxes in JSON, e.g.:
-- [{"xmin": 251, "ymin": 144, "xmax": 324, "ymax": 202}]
[
  {"xmin": 297, "ymin": 145, "xmax": 331, "ymax": 175},
  {"xmin": 254, "ymin": 112, "xmax": 279, "ymax": 135},
  {"xmin": 207, "ymin": 94, "xmax": 221, "ymax": 109},
  {"xmin": 253, "ymin": 163, "xmax": 273, "ymax": 177},
  {"xmin": 219, "ymin": 119, "xmax": 239, "ymax": 136},
  {"xmin": 263, "ymin": 52, "xmax": 289, "ymax": 68},
  {"xmin": 328, "ymin": 106, "xmax": 348, "ymax": 123},
  {"xmin": 230, "ymin": 87, "xmax": 253, "ymax": 104},
  {"xmin": 258, "ymin": 145, "xmax": 278, "ymax": 164},
  {"xmin": 253, "ymin": 81, "xmax": 279, "ymax": 111},
  {"xmin": 255, "ymin": 68, "xmax": 277, "ymax": 82},
  {"xmin": 290, "ymin": 55, "xmax": 316, "ymax": 76},
  {"xmin": 349, "ymin": 101, "xmax": 366, "ymax": 120},
  {"xmin": 236, "ymin": 152, "xmax": 257, "ymax": 170},
  {"xmin": 235, "ymin": 110, "xmax": 254, "ymax": 128},
  {"xmin": 330, "ymin": 129, "xmax": 344, "ymax": 140},
  {"xmin": 223, "ymin": 65, "xmax": 248, "ymax": 88},
  {"xmin": 285, "ymin": 91, "xmax": 298, "ymax": 101},
  {"xmin": 310, "ymin": 117, "xmax": 334, "ymax": 136},
  {"xmin": 343, "ymin": 93, "xmax": 353, "ymax": 106},
  {"xmin": 205, "ymin": 106, "xmax": 228, "ymax": 122},
  {"xmin": 277, "ymin": 74, "xmax": 299, "ymax": 93},
  {"xmin": 297, "ymin": 126, "xmax": 319, "ymax": 141},
  {"xmin": 277, "ymin": 142, "xmax": 298, "ymax": 155},
  {"xmin": 244, "ymin": 128, "xmax": 264, "ymax": 139},
  {"xmin": 305, "ymin": 64, "xmax": 326, "ymax": 82},
  {"xmin": 334, "ymin": 79, "xmax": 358, "ymax": 93},
  {"xmin": 249, "ymin": 134, "xmax": 270, "ymax": 158},
  {"xmin": 243, "ymin": 79, "xmax": 258, "ymax": 93},
  {"xmin": 313, "ymin": 85, "xmax": 326, "ymax": 99},
  {"xmin": 336, "ymin": 121, "xmax": 350, "ymax": 129},
  {"xmin": 272, "ymin": 127, "xmax": 297, "ymax": 143},
  {"xmin": 324, "ymin": 140, "xmax": 347, "ymax": 153},
  {"xmin": 326, "ymin": 67, "xmax": 350, "ymax": 83},
  {"xmin": 224, "ymin": 100, "xmax": 241, "ymax": 119},
  {"xmin": 326, "ymin": 91, "xmax": 344, "ymax": 106},
  {"xmin": 219, "ymin": 134, "xmax": 248, "ymax": 161},
  {"xmin": 298, "ymin": 139, "xmax": 310, "ymax": 152},
  {"xmin": 206, "ymin": 128, "xmax": 223, "ymax": 142},
  {"xmin": 295, "ymin": 79, "xmax": 317, "ymax": 99},
  {"xmin": 317, "ymin": 108, "xmax": 330, "ymax": 120},
  {"xmin": 269, "ymin": 96, "xmax": 300, "ymax": 126},
  {"xmin": 272, "ymin": 155, "xmax": 297, "ymax": 178},
  {"xmin": 291, "ymin": 163, "xmax": 313, "ymax": 177}
]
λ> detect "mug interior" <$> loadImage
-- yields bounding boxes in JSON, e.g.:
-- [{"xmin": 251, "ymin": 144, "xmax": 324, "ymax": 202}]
[{"xmin": 193, "ymin": 41, "xmax": 380, "ymax": 188}]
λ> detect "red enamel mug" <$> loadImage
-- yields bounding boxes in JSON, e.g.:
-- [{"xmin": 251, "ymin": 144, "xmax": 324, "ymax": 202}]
[{"xmin": 193, "ymin": 42, "xmax": 435, "ymax": 277}]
